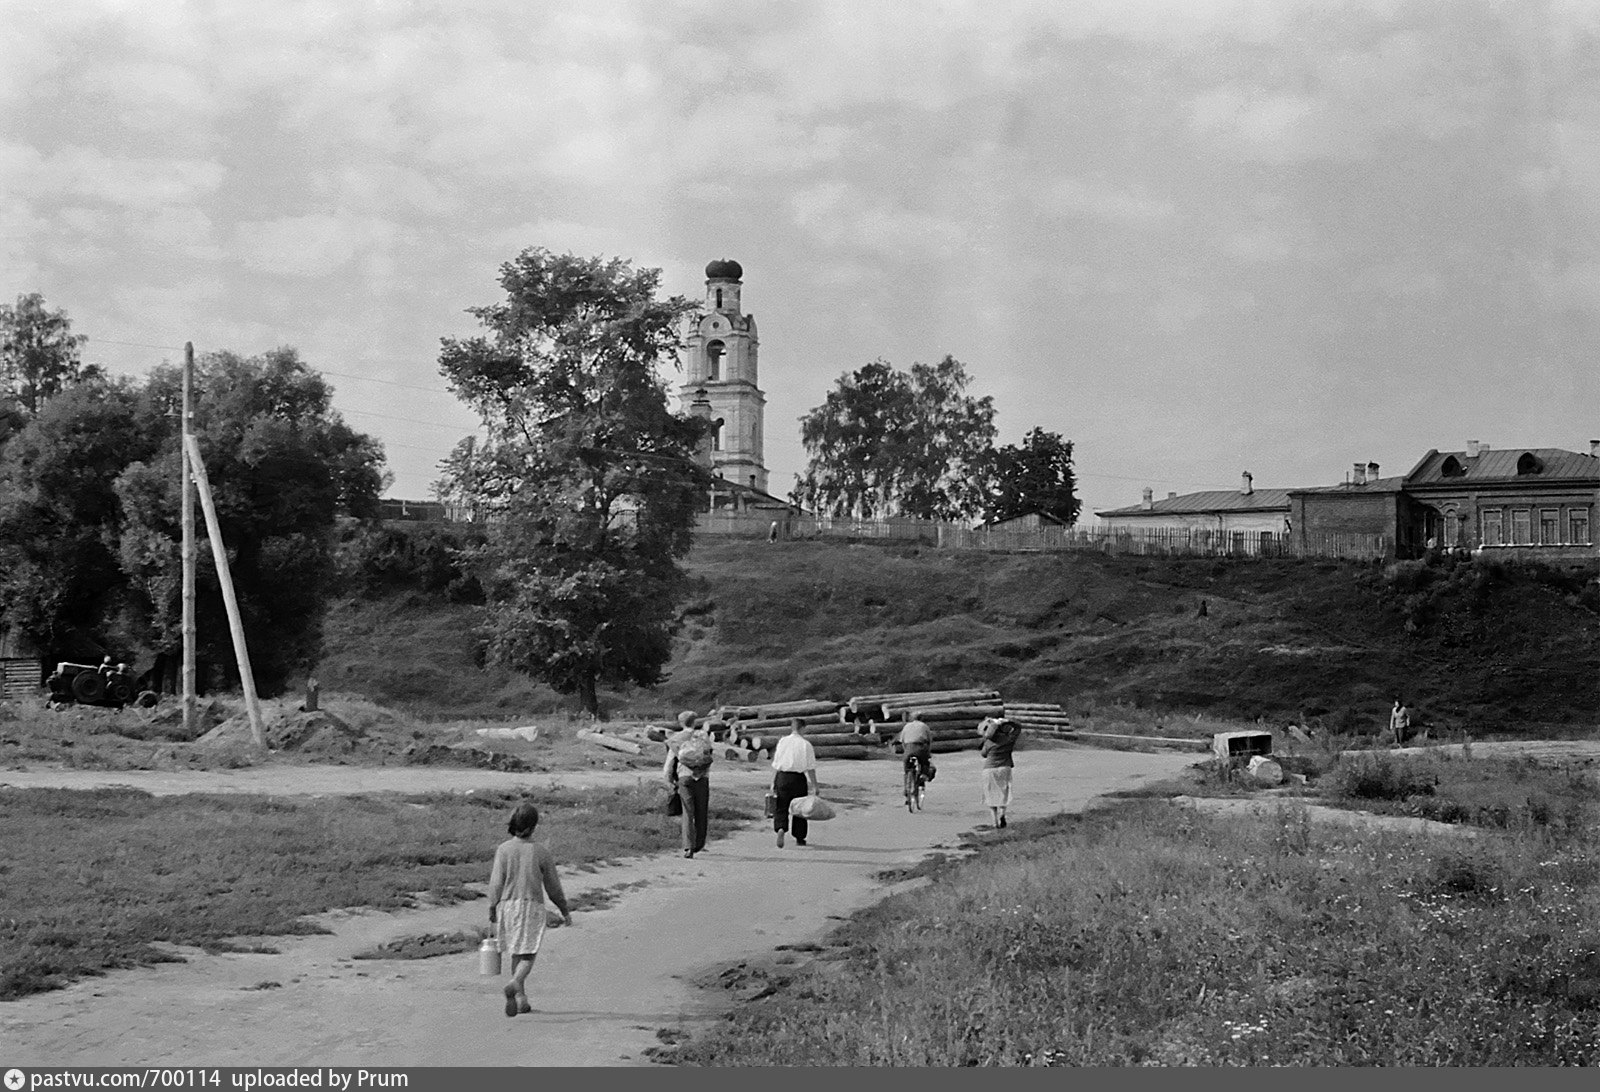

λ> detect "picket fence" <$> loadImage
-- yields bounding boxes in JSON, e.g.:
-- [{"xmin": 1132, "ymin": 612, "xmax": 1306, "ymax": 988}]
[{"xmin": 694, "ymin": 511, "xmax": 1389, "ymax": 561}]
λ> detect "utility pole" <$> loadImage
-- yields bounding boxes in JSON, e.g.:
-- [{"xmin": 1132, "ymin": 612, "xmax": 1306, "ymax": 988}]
[
  {"xmin": 184, "ymin": 434, "xmax": 266, "ymax": 749},
  {"xmin": 181, "ymin": 342, "xmax": 196, "ymax": 738}
]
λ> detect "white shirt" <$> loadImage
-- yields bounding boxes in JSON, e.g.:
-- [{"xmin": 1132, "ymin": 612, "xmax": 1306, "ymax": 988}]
[{"xmin": 770, "ymin": 732, "xmax": 816, "ymax": 772}]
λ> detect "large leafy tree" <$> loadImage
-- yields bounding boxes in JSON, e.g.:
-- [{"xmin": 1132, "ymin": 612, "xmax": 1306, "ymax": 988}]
[
  {"xmin": 988, "ymin": 427, "xmax": 1080, "ymax": 525},
  {"xmin": 437, "ymin": 248, "xmax": 707, "ymax": 715},
  {"xmin": 115, "ymin": 348, "xmax": 388, "ymax": 694},
  {"xmin": 0, "ymin": 348, "xmax": 386, "ymax": 695},
  {"xmin": 0, "ymin": 293, "xmax": 101, "ymax": 445},
  {"xmin": 796, "ymin": 355, "xmax": 996, "ymax": 521}
]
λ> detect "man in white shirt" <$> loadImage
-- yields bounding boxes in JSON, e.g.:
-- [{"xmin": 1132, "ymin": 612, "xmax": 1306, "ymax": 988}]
[{"xmin": 770, "ymin": 719, "xmax": 820, "ymax": 848}]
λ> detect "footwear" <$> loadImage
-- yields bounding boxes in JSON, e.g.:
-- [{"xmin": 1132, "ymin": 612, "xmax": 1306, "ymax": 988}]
[
  {"xmin": 684, "ymin": 849, "xmax": 695, "ymax": 858},
  {"xmin": 999, "ymin": 815, "xmax": 1007, "ymax": 829},
  {"xmin": 517, "ymin": 997, "xmax": 532, "ymax": 1014},
  {"xmin": 776, "ymin": 830, "xmax": 785, "ymax": 848},
  {"xmin": 794, "ymin": 838, "xmax": 806, "ymax": 846},
  {"xmin": 504, "ymin": 984, "xmax": 518, "ymax": 1018}
]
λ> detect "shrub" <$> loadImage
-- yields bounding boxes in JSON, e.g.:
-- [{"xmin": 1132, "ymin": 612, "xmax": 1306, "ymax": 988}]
[{"xmin": 1328, "ymin": 752, "xmax": 1436, "ymax": 801}]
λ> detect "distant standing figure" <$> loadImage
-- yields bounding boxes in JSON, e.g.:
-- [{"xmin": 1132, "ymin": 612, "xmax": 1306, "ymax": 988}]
[
  {"xmin": 978, "ymin": 717, "xmax": 1021, "ymax": 829},
  {"xmin": 665, "ymin": 719, "xmax": 715, "ymax": 858},
  {"xmin": 487, "ymin": 802, "xmax": 573, "ymax": 1018},
  {"xmin": 771, "ymin": 718, "xmax": 819, "ymax": 848},
  {"xmin": 768, "ymin": 520, "xmax": 779, "ymax": 543},
  {"xmin": 1390, "ymin": 699, "xmax": 1411, "ymax": 748}
]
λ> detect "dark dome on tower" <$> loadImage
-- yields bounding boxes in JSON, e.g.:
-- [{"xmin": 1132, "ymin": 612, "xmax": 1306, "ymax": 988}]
[{"xmin": 705, "ymin": 258, "xmax": 743, "ymax": 280}]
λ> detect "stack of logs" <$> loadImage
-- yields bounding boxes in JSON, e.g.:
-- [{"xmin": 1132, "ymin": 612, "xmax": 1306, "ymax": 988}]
[
  {"xmin": 852, "ymin": 688, "xmax": 1003, "ymax": 754},
  {"xmin": 713, "ymin": 698, "xmax": 876, "ymax": 761},
  {"xmin": 1002, "ymin": 701, "xmax": 1073, "ymax": 737}
]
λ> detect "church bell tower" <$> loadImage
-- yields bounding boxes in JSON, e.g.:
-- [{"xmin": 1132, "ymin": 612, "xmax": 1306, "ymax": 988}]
[{"xmin": 680, "ymin": 259, "xmax": 767, "ymax": 493}]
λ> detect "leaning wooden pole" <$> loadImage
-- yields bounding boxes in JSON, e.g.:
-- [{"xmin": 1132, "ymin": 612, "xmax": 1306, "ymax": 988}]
[
  {"xmin": 181, "ymin": 343, "xmax": 197, "ymax": 738},
  {"xmin": 183, "ymin": 434, "xmax": 265, "ymax": 749}
]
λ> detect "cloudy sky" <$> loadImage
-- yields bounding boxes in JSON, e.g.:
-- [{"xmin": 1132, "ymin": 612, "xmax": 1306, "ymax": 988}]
[{"xmin": 6, "ymin": 0, "xmax": 1600, "ymax": 520}]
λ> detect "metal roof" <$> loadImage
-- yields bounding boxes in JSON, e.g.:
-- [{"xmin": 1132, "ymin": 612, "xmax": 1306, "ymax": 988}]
[
  {"xmin": 1096, "ymin": 488, "xmax": 1292, "ymax": 517},
  {"xmin": 1287, "ymin": 475, "xmax": 1407, "ymax": 496},
  {"xmin": 1408, "ymin": 447, "xmax": 1600, "ymax": 486}
]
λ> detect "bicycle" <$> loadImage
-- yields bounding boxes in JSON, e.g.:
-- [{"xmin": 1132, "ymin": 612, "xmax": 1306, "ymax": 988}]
[{"xmin": 902, "ymin": 750, "xmax": 928, "ymax": 812}]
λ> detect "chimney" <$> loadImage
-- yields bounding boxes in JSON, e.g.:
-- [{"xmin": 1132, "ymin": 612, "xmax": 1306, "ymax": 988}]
[
  {"xmin": 1168, "ymin": 491, "xmax": 1177, "ymax": 500},
  {"xmin": 1590, "ymin": 440, "xmax": 1599, "ymax": 457},
  {"xmin": 1466, "ymin": 439, "xmax": 1480, "ymax": 457},
  {"xmin": 1352, "ymin": 462, "xmax": 1366, "ymax": 486},
  {"xmin": 1141, "ymin": 487, "xmax": 1153, "ymax": 510},
  {"xmin": 1367, "ymin": 461, "xmax": 1380, "ymax": 482},
  {"xmin": 1241, "ymin": 471, "xmax": 1253, "ymax": 495}
]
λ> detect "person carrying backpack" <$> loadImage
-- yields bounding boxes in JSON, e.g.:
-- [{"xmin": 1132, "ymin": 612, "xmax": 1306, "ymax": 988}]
[{"xmin": 665, "ymin": 715, "xmax": 715, "ymax": 858}]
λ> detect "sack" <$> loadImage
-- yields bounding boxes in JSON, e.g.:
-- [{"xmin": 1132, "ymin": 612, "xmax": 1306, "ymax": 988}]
[
  {"xmin": 763, "ymin": 790, "xmax": 777, "ymax": 819},
  {"xmin": 677, "ymin": 734, "xmax": 713, "ymax": 772},
  {"xmin": 788, "ymin": 795, "xmax": 835, "ymax": 821},
  {"xmin": 666, "ymin": 789, "xmax": 683, "ymax": 816}
]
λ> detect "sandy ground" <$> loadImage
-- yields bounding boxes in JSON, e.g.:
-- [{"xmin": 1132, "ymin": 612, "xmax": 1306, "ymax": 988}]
[{"xmin": 0, "ymin": 744, "xmax": 1198, "ymax": 1067}]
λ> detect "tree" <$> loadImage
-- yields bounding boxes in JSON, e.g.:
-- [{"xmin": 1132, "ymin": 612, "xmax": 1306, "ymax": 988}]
[
  {"xmin": 796, "ymin": 355, "xmax": 996, "ymax": 521},
  {"xmin": 437, "ymin": 248, "xmax": 708, "ymax": 715},
  {"xmin": 988, "ymin": 427, "xmax": 1080, "ymax": 525},
  {"xmin": 0, "ymin": 347, "xmax": 387, "ymax": 695},
  {"xmin": 0, "ymin": 293, "xmax": 99, "ymax": 423},
  {"xmin": 115, "ymin": 348, "xmax": 389, "ymax": 694}
]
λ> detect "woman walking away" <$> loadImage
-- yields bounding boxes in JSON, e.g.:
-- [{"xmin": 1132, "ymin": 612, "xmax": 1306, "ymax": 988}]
[
  {"xmin": 771, "ymin": 718, "xmax": 818, "ymax": 848},
  {"xmin": 665, "ymin": 717, "xmax": 715, "ymax": 858},
  {"xmin": 978, "ymin": 717, "xmax": 1021, "ymax": 829},
  {"xmin": 488, "ymin": 802, "xmax": 574, "ymax": 1018}
]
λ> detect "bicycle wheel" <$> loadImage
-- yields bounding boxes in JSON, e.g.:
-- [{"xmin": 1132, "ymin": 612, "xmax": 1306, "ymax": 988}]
[
  {"xmin": 903, "ymin": 762, "xmax": 917, "ymax": 812},
  {"xmin": 912, "ymin": 773, "xmax": 924, "ymax": 811}
]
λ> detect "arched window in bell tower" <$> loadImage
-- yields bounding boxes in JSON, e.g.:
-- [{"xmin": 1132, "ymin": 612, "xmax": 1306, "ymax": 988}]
[
  {"xmin": 715, "ymin": 288, "xmax": 723, "ymax": 309},
  {"xmin": 712, "ymin": 419, "xmax": 724, "ymax": 451},
  {"xmin": 706, "ymin": 340, "xmax": 724, "ymax": 381}
]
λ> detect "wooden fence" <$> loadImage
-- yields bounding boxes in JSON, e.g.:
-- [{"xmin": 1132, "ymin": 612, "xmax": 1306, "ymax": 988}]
[{"xmin": 694, "ymin": 511, "xmax": 1389, "ymax": 561}]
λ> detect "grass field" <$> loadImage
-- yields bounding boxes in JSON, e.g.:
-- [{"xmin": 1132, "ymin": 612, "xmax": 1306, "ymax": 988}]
[
  {"xmin": 0, "ymin": 783, "xmax": 757, "ymax": 1000},
  {"xmin": 665, "ymin": 788, "xmax": 1600, "ymax": 1066}
]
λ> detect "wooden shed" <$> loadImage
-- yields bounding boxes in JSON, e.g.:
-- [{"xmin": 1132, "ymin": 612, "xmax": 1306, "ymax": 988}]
[{"xmin": 0, "ymin": 627, "xmax": 45, "ymax": 700}]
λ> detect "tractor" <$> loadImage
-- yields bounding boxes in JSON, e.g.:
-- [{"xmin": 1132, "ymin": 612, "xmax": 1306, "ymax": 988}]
[{"xmin": 46, "ymin": 659, "xmax": 159, "ymax": 710}]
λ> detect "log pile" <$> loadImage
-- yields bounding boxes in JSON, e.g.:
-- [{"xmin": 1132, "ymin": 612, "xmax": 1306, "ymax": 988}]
[
  {"xmin": 847, "ymin": 688, "xmax": 1000, "ymax": 722},
  {"xmin": 1004, "ymin": 701, "xmax": 1073, "ymax": 736},
  {"xmin": 706, "ymin": 698, "xmax": 884, "ymax": 761}
]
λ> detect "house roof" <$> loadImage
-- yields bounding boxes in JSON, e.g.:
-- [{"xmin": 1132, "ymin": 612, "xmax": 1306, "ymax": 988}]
[
  {"xmin": 1286, "ymin": 475, "xmax": 1408, "ymax": 496},
  {"xmin": 1406, "ymin": 447, "xmax": 1600, "ymax": 486},
  {"xmin": 983, "ymin": 511, "xmax": 1069, "ymax": 528},
  {"xmin": 1095, "ymin": 488, "xmax": 1292, "ymax": 518}
]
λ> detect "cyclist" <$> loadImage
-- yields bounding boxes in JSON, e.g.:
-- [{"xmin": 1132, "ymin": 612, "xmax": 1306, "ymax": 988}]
[{"xmin": 896, "ymin": 718, "xmax": 933, "ymax": 810}]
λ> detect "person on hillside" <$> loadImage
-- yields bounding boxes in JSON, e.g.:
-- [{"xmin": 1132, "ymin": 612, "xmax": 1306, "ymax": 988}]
[
  {"xmin": 771, "ymin": 718, "xmax": 819, "ymax": 848},
  {"xmin": 487, "ymin": 801, "xmax": 574, "ymax": 1018},
  {"xmin": 1389, "ymin": 698, "xmax": 1411, "ymax": 748},
  {"xmin": 665, "ymin": 718, "xmax": 715, "ymax": 858},
  {"xmin": 897, "ymin": 717, "xmax": 934, "ymax": 806},
  {"xmin": 978, "ymin": 716, "xmax": 1021, "ymax": 829}
]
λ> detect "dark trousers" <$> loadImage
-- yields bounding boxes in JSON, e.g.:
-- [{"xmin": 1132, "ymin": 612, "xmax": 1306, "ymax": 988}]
[
  {"xmin": 772, "ymin": 770, "xmax": 810, "ymax": 843},
  {"xmin": 676, "ymin": 776, "xmax": 709, "ymax": 852}
]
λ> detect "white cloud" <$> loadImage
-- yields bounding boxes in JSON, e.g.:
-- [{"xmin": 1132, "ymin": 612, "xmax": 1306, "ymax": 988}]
[
  {"xmin": 232, "ymin": 214, "xmax": 394, "ymax": 278},
  {"xmin": 1038, "ymin": 178, "xmax": 1176, "ymax": 226}
]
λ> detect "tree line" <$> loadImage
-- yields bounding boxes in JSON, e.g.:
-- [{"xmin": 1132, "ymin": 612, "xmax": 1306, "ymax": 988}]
[{"xmin": 2, "ymin": 250, "xmax": 1077, "ymax": 715}]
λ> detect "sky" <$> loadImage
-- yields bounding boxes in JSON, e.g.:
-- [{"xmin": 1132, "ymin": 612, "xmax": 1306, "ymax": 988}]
[{"xmin": 6, "ymin": 0, "xmax": 1600, "ymax": 522}]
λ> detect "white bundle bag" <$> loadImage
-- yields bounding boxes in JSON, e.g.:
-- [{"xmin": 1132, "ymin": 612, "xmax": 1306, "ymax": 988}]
[{"xmin": 789, "ymin": 795, "xmax": 836, "ymax": 821}]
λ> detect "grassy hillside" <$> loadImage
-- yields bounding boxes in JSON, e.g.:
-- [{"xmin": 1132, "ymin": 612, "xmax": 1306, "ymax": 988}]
[{"xmin": 316, "ymin": 535, "xmax": 1600, "ymax": 739}]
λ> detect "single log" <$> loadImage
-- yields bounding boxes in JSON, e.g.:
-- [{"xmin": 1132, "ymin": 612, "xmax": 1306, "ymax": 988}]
[
  {"xmin": 930, "ymin": 737, "xmax": 984, "ymax": 753},
  {"xmin": 731, "ymin": 712, "xmax": 845, "ymax": 731},
  {"xmin": 890, "ymin": 705, "xmax": 1005, "ymax": 722},
  {"xmin": 1002, "ymin": 702, "xmax": 1065, "ymax": 712},
  {"xmin": 928, "ymin": 724, "xmax": 983, "ymax": 740},
  {"xmin": 743, "ymin": 730, "xmax": 875, "ymax": 750},
  {"xmin": 810, "ymin": 745, "xmax": 872, "ymax": 760},
  {"xmin": 717, "ymin": 700, "xmax": 841, "ymax": 720},
  {"xmin": 575, "ymin": 729, "xmax": 643, "ymax": 755},
  {"xmin": 1062, "ymin": 731, "xmax": 1210, "ymax": 751}
]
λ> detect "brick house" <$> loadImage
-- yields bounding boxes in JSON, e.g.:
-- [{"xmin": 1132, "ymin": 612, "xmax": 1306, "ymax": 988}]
[{"xmin": 1292, "ymin": 443, "xmax": 1600, "ymax": 561}]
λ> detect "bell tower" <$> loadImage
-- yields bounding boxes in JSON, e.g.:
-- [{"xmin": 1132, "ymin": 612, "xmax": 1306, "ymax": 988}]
[{"xmin": 680, "ymin": 258, "xmax": 767, "ymax": 493}]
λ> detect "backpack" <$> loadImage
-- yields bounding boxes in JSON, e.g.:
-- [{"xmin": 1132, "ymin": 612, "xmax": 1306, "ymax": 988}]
[{"xmin": 677, "ymin": 734, "xmax": 713, "ymax": 772}]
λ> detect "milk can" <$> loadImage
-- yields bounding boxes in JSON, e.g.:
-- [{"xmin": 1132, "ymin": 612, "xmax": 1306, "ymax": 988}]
[{"xmin": 478, "ymin": 935, "xmax": 502, "ymax": 976}]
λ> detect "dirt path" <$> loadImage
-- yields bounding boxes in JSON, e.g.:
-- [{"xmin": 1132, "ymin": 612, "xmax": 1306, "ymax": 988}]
[{"xmin": 0, "ymin": 745, "xmax": 1196, "ymax": 1067}]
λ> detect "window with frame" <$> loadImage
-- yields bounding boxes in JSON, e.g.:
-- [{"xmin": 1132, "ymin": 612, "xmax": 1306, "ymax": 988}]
[
  {"xmin": 1511, "ymin": 509, "xmax": 1532, "ymax": 545},
  {"xmin": 1481, "ymin": 509, "xmax": 1503, "ymax": 546},
  {"xmin": 1541, "ymin": 509, "xmax": 1560, "ymax": 545},
  {"xmin": 1571, "ymin": 509, "xmax": 1591, "ymax": 546}
]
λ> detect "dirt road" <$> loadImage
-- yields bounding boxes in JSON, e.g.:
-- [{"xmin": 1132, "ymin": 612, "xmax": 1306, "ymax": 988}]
[{"xmin": 0, "ymin": 745, "xmax": 1197, "ymax": 1067}]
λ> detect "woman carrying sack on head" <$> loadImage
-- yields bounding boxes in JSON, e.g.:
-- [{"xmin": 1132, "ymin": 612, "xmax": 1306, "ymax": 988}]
[
  {"xmin": 978, "ymin": 716, "xmax": 1021, "ymax": 829},
  {"xmin": 771, "ymin": 718, "xmax": 818, "ymax": 848}
]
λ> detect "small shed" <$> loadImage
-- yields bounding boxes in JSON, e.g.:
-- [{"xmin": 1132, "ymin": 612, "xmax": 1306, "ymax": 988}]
[{"xmin": 0, "ymin": 627, "xmax": 45, "ymax": 700}]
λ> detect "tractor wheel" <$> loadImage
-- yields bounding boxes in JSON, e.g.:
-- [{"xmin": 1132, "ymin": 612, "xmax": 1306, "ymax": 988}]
[
  {"xmin": 71, "ymin": 671, "xmax": 106, "ymax": 703},
  {"xmin": 134, "ymin": 690, "xmax": 160, "ymax": 710},
  {"xmin": 106, "ymin": 679, "xmax": 134, "ymax": 706}
]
